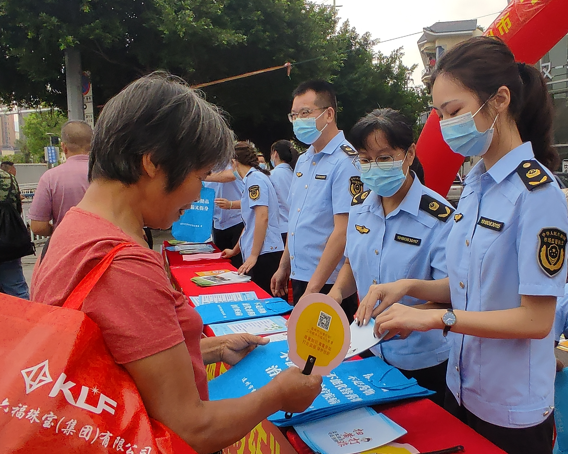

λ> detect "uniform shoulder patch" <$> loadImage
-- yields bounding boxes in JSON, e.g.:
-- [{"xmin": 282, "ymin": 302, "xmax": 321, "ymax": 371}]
[
  {"xmin": 349, "ymin": 176, "xmax": 364, "ymax": 197},
  {"xmin": 516, "ymin": 160, "xmax": 552, "ymax": 191},
  {"xmin": 248, "ymin": 184, "xmax": 260, "ymax": 200},
  {"xmin": 352, "ymin": 189, "xmax": 371, "ymax": 206},
  {"xmin": 340, "ymin": 144, "xmax": 358, "ymax": 157},
  {"xmin": 538, "ymin": 228, "xmax": 566, "ymax": 277},
  {"xmin": 419, "ymin": 194, "xmax": 454, "ymax": 222}
]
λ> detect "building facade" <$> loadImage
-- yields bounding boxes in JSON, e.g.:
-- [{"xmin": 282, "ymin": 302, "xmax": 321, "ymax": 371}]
[
  {"xmin": 541, "ymin": 34, "xmax": 568, "ymax": 168},
  {"xmin": 418, "ymin": 20, "xmax": 483, "ymax": 87}
]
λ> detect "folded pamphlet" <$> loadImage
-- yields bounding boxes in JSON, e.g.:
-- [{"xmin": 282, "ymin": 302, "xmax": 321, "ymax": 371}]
[{"xmin": 294, "ymin": 407, "xmax": 407, "ymax": 454}]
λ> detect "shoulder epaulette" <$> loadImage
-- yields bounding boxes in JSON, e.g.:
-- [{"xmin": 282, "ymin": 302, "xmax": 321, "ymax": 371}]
[
  {"xmin": 516, "ymin": 160, "xmax": 552, "ymax": 191},
  {"xmin": 340, "ymin": 144, "xmax": 358, "ymax": 157},
  {"xmin": 352, "ymin": 189, "xmax": 371, "ymax": 206},
  {"xmin": 419, "ymin": 194, "xmax": 454, "ymax": 222}
]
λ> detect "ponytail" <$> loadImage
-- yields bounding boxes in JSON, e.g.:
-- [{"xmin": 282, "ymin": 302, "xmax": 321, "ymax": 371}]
[
  {"xmin": 271, "ymin": 140, "xmax": 299, "ymax": 168},
  {"xmin": 516, "ymin": 63, "xmax": 558, "ymax": 171},
  {"xmin": 235, "ymin": 141, "xmax": 270, "ymax": 176},
  {"xmin": 410, "ymin": 155, "xmax": 425, "ymax": 185}
]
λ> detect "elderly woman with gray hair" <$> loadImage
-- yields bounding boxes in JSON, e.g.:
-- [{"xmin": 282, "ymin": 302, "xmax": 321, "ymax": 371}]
[{"xmin": 31, "ymin": 73, "xmax": 321, "ymax": 453}]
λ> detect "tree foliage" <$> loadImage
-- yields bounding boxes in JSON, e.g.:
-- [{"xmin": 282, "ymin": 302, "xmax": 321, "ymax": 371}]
[
  {"xmin": 19, "ymin": 111, "xmax": 68, "ymax": 162},
  {"xmin": 0, "ymin": 0, "xmax": 428, "ymax": 154}
]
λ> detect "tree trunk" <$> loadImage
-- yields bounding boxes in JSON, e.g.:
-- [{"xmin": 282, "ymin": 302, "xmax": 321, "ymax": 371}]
[{"xmin": 64, "ymin": 48, "xmax": 84, "ymax": 121}]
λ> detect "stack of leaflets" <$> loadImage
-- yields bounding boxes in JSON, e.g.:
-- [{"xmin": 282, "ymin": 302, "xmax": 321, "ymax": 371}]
[
  {"xmin": 166, "ymin": 241, "xmax": 215, "ymax": 254},
  {"xmin": 191, "ymin": 271, "xmax": 251, "ymax": 287},
  {"xmin": 294, "ymin": 407, "xmax": 406, "ymax": 454},
  {"xmin": 208, "ymin": 339, "xmax": 433, "ymax": 426}
]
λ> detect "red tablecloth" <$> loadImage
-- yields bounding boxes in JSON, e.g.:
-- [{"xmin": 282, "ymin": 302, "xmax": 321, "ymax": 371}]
[
  {"xmin": 286, "ymin": 398, "xmax": 506, "ymax": 454},
  {"xmin": 163, "ymin": 242, "xmax": 230, "ymax": 269}
]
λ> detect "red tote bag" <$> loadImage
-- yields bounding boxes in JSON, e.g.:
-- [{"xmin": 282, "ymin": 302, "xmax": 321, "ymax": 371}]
[{"xmin": 0, "ymin": 243, "xmax": 197, "ymax": 454}]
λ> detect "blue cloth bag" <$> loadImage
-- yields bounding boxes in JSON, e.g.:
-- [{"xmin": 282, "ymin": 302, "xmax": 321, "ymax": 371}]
[
  {"xmin": 172, "ymin": 186, "xmax": 215, "ymax": 243},
  {"xmin": 208, "ymin": 339, "xmax": 433, "ymax": 426},
  {"xmin": 195, "ymin": 298, "xmax": 292, "ymax": 325}
]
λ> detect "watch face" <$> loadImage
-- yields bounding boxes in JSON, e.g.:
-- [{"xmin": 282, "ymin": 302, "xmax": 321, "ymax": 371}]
[{"xmin": 442, "ymin": 310, "xmax": 456, "ymax": 326}]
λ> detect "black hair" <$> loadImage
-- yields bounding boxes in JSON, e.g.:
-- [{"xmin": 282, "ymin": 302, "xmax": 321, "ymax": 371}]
[
  {"xmin": 349, "ymin": 108, "xmax": 423, "ymax": 183},
  {"xmin": 89, "ymin": 71, "xmax": 234, "ymax": 192},
  {"xmin": 234, "ymin": 141, "xmax": 270, "ymax": 176},
  {"xmin": 1, "ymin": 161, "xmax": 14, "ymax": 167},
  {"xmin": 292, "ymin": 80, "xmax": 337, "ymax": 121},
  {"xmin": 350, "ymin": 108, "xmax": 414, "ymax": 152},
  {"xmin": 431, "ymin": 36, "xmax": 558, "ymax": 171},
  {"xmin": 271, "ymin": 140, "xmax": 299, "ymax": 169}
]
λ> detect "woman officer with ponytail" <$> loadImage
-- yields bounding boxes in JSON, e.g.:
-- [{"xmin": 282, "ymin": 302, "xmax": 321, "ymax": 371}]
[
  {"xmin": 222, "ymin": 141, "xmax": 284, "ymax": 294},
  {"xmin": 363, "ymin": 37, "xmax": 568, "ymax": 454}
]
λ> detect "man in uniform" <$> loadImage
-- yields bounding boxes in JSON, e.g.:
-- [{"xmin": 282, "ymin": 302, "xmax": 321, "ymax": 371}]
[
  {"xmin": 271, "ymin": 80, "xmax": 362, "ymax": 321},
  {"xmin": 0, "ymin": 165, "xmax": 30, "ymax": 299}
]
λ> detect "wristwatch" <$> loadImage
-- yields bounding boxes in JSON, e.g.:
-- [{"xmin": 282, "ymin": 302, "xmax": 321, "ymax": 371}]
[{"xmin": 442, "ymin": 309, "xmax": 456, "ymax": 337}]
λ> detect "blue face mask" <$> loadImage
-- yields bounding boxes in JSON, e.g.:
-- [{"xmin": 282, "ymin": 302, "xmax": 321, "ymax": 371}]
[
  {"xmin": 233, "ymin": 170, "xmax": 243, "ymax": 181},
  {"xmin": 259, "ymin": 163, "xmax": 267, "ymax": 170},
  {"xmin": 440, "ymin": 103, "xmax": 498, "ymax": 158},
  {"xmin": 361, "ymin": 159, "xmax": 407, "ymax": 198},
  {"xmin": 270, "ymin": 159, "xmax": 275, "ymax": 168},
  {"xmin": 293, "ymin": 110, "xmax": 328, "ymax": 145}
]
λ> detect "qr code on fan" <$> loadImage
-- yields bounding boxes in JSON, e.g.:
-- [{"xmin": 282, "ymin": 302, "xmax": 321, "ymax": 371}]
[{"xmin": 317, "ymin": 311, "xmax": 332, "ymax": 331}]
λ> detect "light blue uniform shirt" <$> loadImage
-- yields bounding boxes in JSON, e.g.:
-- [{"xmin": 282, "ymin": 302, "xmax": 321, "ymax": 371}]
[
  {"xmin": 203, "ymin": 177, "xmax": 244, "ymax": 231},
  {"xmin": 270, "ymin": 163, "xmax": 293, "ymax": 234},
  {"xmin": 239, "ymin": 168, "xmax": 284, "ymax": 261},
  {"xmin": 555, "ymin": 283, "xmax": 568, "ymax": 341},
  {"xmin": 446, "ymin": 142, "xmax": 568, "ymax": 428},
  {"xmin": 287, "ymin": 131, "xmax": 361, "ymax": 283},
  {"xmin": 346, "ymin": 176, "xmax": 452, "ymax": 370}
]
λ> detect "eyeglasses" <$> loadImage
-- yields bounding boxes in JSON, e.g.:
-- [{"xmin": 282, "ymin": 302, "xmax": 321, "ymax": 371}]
[
  {"xmin": 287, "ymin": 107, "xmax": 330, "ymax": 123},
  {"xmin": 352, "ymin": 152, "xmax": 407, "ymax": 173}
]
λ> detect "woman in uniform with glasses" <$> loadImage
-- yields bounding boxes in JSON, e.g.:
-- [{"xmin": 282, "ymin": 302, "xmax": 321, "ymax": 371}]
[{"xmin": 328, "ymin": 108, "xmax": 453, "ymax": 406}]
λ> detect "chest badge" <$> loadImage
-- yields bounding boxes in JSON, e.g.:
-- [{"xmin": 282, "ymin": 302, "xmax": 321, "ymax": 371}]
[
  {"xmin": 315, "ymin": 174, "xmax": 327, "ymax": 180},
  {"xmin": 538, "ymin": 228, "xmax": 567, "ymax": 277},
  {"xmin": 355, "ymin": 224, "xmax": 370, "ymax": 234},
  {"xmin": 248, "ymin": 185, "xmax": 260, "ymax": 200},
  {"xmin": 296, "ymin": 172, "xmax": 303, "ymax": 178},
  {"xmin": 477, "ymin": 217, "xmax": 504, "ymax": 231},
  {"xmin": 394, "ymin": 234, "xmax": 422, "ymax": 246},
  {"xmin": 454, "ymin": 213, "xmax": 463, "ymax": 222}
]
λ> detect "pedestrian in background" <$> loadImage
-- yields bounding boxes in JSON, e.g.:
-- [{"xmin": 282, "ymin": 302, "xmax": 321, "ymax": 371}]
[
  {"xmin": 0, "ymin": 163, "xmax": 31, "ymax": 299},
  {"xmin": 28, "ymin": 120, "xmax": 92, "ymax": 237}
]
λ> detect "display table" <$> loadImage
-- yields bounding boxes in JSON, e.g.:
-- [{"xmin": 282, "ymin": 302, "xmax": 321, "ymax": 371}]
[
  {"xmin": 285, "ymin": 399, "xmax": 506, "ymax": 454},
  {"xmin": 163, "ymin": 242, "xmax": 506, "ymax": 454}
]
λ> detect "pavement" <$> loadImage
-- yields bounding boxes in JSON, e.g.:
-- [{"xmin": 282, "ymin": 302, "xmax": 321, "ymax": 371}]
[{"xmin": 21, "ymin": 228, "xmax": 175, "ymax": 288}]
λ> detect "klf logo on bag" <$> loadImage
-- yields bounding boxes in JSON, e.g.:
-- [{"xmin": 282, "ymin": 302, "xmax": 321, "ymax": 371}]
[{"xmin": 21, "ymin": 359, "xmax": 117, "ymax": 415}]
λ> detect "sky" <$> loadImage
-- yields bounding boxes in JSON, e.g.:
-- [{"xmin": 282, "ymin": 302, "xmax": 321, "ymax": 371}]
[{"xmin": 315, "ymin": 0, "xmax": 509, "ymax": 86}]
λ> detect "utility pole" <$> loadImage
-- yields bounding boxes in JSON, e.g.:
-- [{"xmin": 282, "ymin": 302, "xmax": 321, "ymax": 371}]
[{"xmin": 64, "ymin": 48, "xmax": 84, "ymax": 121}]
